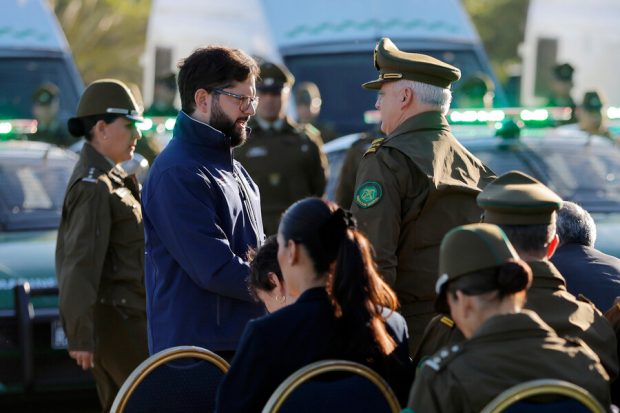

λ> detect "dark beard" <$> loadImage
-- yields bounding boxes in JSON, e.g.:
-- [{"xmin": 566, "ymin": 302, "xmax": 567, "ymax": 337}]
[{"xmin": 210, "ymin": 97, "xmax": 248, "ymax": 147}]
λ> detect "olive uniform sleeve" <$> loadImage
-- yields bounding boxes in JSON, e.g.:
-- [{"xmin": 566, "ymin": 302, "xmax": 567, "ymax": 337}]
[
  {"xmin": 56, "ymin": 181, "xmax": 111, "ymax": 351},
  {"xmin": 350, "ymin": 148, "xmax": 426, "ymax": 285},
  {"xmin": 406, "ymin": 363, "xmax": 469, "ymax": 413},
  {"xmin": 335, "ymin": 142, "xmax": 367, "ymax": 208},
  {"xmin": 304, "ymin": 132, "xmax": 328, "ymax": 197}
]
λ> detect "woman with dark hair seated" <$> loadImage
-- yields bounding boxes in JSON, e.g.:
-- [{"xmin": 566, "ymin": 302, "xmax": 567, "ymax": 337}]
[
  {"xmin": 406, "ymin": 223, "xmax": 611, "ymax": 413},
  {"xmin": 216, "ymin": 198, "xmax": 414, "ymax": 412},
  {"xmin": 246, "ymin": 235, "xmax": 295, "ymax": 313}
]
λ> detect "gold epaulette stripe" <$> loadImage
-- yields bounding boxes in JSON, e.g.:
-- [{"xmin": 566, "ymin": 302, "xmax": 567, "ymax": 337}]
[{"xmin": 440, "ymin": 316, "xmax": 455, "ymax": 328}]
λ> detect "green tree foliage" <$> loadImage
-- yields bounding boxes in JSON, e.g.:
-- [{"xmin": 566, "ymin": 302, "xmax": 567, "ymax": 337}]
[
  {"xmin": 49, "ymin": 0, "xmax": 151, "ymax": 85},
  {"xmin": 463, "ymin": 0, "xmax": 530, "ymax": 80}
]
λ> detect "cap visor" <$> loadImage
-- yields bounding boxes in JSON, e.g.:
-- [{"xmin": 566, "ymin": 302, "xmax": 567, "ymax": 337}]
[
  {"xmin": 126, "ymin": 114, "xmax": 144, "ymax": 123},
  {"xmin": 361, "ymin": 79, "xmax": 385, "ymax": 90}
]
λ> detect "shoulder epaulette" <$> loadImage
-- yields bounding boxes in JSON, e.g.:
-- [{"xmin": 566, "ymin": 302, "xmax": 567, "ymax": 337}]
[
  {"xmin": 80, "ymin": 167, "xmax": 99, "ymax": 183},
  {"xmin": 576, "ymin": 294, "xmax": 597, "ymax": 310},
  {"xmin": 440, "ymin": 316, "xmax": 455, "ymax": 328},
  {"xmin": 363, "ymin": 138, "xmax": 385, "ymax": 157},
  {"xmin": 423, "ymin": 344, "xmax": 463, "ymax": 372}
]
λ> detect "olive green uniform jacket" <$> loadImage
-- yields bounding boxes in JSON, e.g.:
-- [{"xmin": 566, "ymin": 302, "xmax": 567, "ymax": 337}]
[
  {"xmin": 235, "ymin": 117, "xmax": 328, "ymax": 236},
  {"xmin": 56, "ymin": 142, "xmax": 147, "ymax": 351},
  {"xmin": 407, "ymin": 310, "xmax": 611, "ymax": 413},
  {"xmin": 334, "ymin": 132, "xmax": 374, "ymax": 208},
  {"xmin": 414, "ymin": 260, "xmax": 619, "ymax": 380},
  {"xmin": 350, "ymin": 111, "xmax": 495, "ymax": 351}
]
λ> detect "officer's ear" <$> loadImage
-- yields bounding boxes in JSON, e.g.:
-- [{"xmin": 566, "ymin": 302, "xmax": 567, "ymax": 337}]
[{"xmin": 401, "ymin": 87, "xmax": 413, "ymax": 107}]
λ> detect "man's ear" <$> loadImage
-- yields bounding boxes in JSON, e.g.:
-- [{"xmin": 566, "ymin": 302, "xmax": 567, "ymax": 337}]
[
  {"xmin": 194, "ymin": 88, "xmax": 211, "ymax": 114},
  {"xmin": 546, "ymin": 233, "xmax": 560, "ymax": 258},
  {"xmin": 401, "ymin": 87, "xmax": 413, "ymax": 108},
  {"xmin": 287, "ymin": 239, "xmax": 299, "ymax": 265}
]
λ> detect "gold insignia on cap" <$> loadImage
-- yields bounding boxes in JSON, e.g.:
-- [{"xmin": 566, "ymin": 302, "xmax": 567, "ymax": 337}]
[{"xmin": 381, "ymin": 73, "xmax": 403, "ymax": 80}]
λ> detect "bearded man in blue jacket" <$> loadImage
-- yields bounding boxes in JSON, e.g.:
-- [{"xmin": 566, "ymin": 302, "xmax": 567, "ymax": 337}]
[{"xmin": 142, "ymin": 46, "xmax": 265, "ymax": 359}]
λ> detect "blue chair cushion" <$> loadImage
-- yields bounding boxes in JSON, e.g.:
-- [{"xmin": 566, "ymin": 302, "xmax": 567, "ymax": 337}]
[
  {"xmin": 277, "ymin": 372, "xmax": 393, "ymax": 413},
  {"xmin": 123, "ymin": 358, "xmax": 225, "ymax": 413}
]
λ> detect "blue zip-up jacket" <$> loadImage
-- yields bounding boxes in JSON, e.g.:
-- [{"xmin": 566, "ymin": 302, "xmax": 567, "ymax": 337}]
[{"xmin": 142, "ymin": 111, "xmax": 265, "ymax": 353}]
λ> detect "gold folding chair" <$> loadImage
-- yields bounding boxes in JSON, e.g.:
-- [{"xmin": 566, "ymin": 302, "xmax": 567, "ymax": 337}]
[
  {"xmin": 481, "ymin": 379, "xmax": 607, "ymax": 413},
  {"xmin": 262, "ymin": 359, "xmax": 400, "ymax": 413},
  {"xmin": 110, "ymin": 345, "xmax": 229, "ymax": 413}
]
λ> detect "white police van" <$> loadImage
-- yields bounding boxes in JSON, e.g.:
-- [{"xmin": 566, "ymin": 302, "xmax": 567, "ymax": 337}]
[{"xmin": 145, "ymin": 0, "xmax": 502, "ymax": 136}]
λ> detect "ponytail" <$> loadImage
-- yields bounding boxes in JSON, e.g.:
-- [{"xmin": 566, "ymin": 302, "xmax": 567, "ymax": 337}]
[{"xmin": 279, "ymin": 198, "xmax": 400, "ymax": 356}]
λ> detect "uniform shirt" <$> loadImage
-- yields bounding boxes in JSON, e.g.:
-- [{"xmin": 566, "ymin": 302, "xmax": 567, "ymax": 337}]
[
  {"xmin": 407, "ymin": 310, "xmax": 611, "ymax": 413},
  {"xmin": 216, "ymin": 287, "xmax": 413, "ymax": 412},
  {"xmin": 413, "ymin": 259, "xmax": 619, "ymax": 380},
  {"xmin": 350, "ymin": 111, "xmax": 495, "ymax": 349},
  {"xmin": 234, "ymin": 117, "xmax": 328, "ymax": 235},
  {"xmin": 56, "ymin": 142, "xmax": 145, "ymax": 351},
  {"xmin": 551, "ymin": 243, "xmax": 620, "ymax": 312}
]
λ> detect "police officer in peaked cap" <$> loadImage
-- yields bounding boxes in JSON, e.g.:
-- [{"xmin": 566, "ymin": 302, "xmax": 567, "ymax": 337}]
[
  {"xmin": 56, "ymin": 79, "xmax": 149, "ymax": 411},
  {"xmin": 407, "ymin": 223, "xmax": 611, "ymax": 412},
  {"xmin": 235, "ymin": 61, "xmax": 328, "ymax": 236},
  {"xmin": 414, "ymin": 170, "xmax": 619, "ymax": 380},
  {"xmin": 350, "ymin": 37, "xmax": 496, "ymax": 353}
]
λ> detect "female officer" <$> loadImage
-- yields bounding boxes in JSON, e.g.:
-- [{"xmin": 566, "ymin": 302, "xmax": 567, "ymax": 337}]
[
  {"xmin": 406, "ymin": 223, "xmax": 611, "ymax": 412},
  {"xmin": 217, "ymin": 198, "xmax": 414, "ymax": 412},
  {"xmin": 56, "ymin": 79, "xmax": 148, "ymax": 411}
]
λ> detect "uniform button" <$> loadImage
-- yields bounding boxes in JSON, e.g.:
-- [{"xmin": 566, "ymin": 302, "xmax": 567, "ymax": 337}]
[
  {"xmin": 451, "ymin": 345, "xmax": 460, "ymax": 352},
  {"xmin": 121, "ymin": 298, "xmax": 126, "ymax": 304},
  {"xmin": 433, "ymin": 357, "xmax": 441, "ymax": 364},
  {"xmin": 100, "ymin": 298, "xmax": 106, "ymax": 303},
  {"xmin": 440, "ymin": 350, "xmax": 449, "ymax": 358}
]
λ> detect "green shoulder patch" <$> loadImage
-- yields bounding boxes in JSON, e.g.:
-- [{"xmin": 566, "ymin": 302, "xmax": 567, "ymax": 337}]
[
  {"xmin": 363, "ymin": 137, "xmax": 385, "ymax": 157},
  {"xmin": 354, "ymin": 181, "xmax": 383, "ymax": 208}
]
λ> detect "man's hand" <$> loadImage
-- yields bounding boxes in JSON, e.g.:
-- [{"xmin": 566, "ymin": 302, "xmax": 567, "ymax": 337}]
[{"xmin": 69, "ymin": 350, "xmax": 95, "ymax": 370}]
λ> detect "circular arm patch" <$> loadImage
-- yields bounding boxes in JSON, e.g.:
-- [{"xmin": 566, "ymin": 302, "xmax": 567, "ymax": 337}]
[{"xmin": 354, "ymin": 181, "xmax": 383, "ymax": 208}]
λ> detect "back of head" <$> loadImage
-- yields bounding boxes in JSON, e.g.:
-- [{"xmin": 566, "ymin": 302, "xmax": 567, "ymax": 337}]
[
  {"xmin": 435, "ymin": 223, "xmax": 532, "ymax": 313},
  {"xmin": 247, "ymin": 234, "xmax": 283, "ymax": 298},
  {"xmin": 556, "ymin": 201, "xmax": 597, "ymax": 247},
  {"xmin": 279, "ymin": 198, "xmax": 398, "ymax": 355},
  {"xmin": 177, "ymin": 46, "xmax": 259, "ymax": 113},
  {"xmin": 477, "ymin": 171, "xmax": 562, "ymax": 256}
]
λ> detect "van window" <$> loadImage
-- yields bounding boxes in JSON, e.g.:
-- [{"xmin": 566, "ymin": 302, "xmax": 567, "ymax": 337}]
[
  {"xmin": 0, "ymin": 57, "xmax": 80, "ymax": 121},
  {"xmin": 285, "ymin": 49, "xmax": 491, "ymax": 135}
]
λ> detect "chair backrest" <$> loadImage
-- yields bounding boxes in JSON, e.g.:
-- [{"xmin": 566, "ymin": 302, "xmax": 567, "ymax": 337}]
[
  {"xmin": 480, "ymin": 379, "xmax": 607, "ymax": 413},
  {"xmin": 261, "ymin": 359, "xmax": 400, "ymax": 413},
  {"xmin": 110, "ymin": 345, "xmax": 230, "ymax": 413}
]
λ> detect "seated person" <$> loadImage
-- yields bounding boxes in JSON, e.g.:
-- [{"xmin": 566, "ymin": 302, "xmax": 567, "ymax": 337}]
[
  {"xmin": 216, "ymin": 198, "xmax": 414, "ymax": 411},
  {"xmin": 407, "ymin": 224, "xmax": 611, "ymax": 412},
  {"xmin": 246, "ymin": 235, "xmax": 295, "ymax": 313},
  {"xmin": 551, "ymin": 202, "xmax": 620, "ymax": 312}
]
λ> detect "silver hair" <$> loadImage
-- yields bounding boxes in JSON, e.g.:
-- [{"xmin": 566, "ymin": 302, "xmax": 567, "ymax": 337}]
[
  {"xmin": 396, "ymin": 80, "xmax": 452, "ymax": 114},
  {"xmin": 556, "ymin": 201, "xmax": 597, "ymax": 247}
]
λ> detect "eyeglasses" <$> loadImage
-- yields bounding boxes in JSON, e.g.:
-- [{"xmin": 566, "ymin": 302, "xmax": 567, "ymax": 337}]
[{"xmin": 212, "ymin": 88, "xmax": 260, "ymax": 112}]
